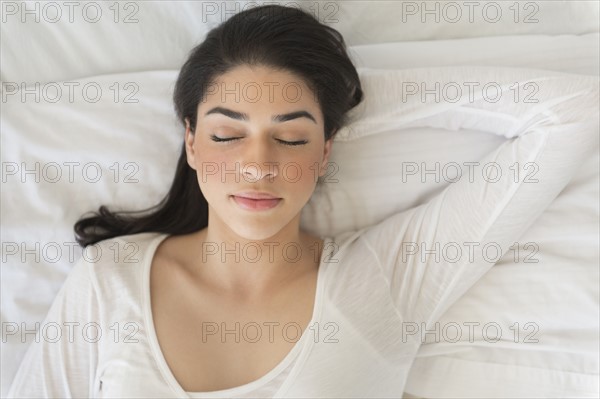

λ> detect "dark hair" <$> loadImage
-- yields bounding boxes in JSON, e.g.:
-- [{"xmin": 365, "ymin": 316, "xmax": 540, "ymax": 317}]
[{"xmin": 74, "ymin": 4, "xmax": 363, "ymax": 247}]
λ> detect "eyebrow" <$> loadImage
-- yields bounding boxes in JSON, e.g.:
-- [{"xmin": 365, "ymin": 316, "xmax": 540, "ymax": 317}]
[{"xmin": 204, "ymin": 106, "xmax": 317, "ymax": 124}]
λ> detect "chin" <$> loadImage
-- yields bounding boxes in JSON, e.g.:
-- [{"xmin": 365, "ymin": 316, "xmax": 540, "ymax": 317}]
[{"xmin": 230, "ymin": 225, "xmax": 284, "ymax": 242}]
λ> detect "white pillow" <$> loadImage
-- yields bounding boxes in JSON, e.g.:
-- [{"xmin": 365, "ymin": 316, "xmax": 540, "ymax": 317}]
[{"xmin": 1, "ymin": 0, "xmax": 598, "ymax": 85}]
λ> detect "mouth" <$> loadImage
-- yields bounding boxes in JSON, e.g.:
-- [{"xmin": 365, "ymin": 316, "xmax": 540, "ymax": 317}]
[{"xmin": 230, "ymin": 195, "xmax": 282, "ymax": 211}]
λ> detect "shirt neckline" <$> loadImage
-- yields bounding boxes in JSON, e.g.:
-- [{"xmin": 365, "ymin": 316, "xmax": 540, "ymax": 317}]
[{"xmin": 142, "ymin": 232, "xmax": 332, "ymax": 398}]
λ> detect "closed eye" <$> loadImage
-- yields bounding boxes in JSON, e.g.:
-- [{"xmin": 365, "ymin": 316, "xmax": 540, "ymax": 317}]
[{"xmin": 210, "ymin": 135, "xmax": 307, "ymax": 146}]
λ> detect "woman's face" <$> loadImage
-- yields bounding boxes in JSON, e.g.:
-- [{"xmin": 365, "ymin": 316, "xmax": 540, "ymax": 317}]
[{"xmin": 185, "ymin": 64, "xmax": 332, "ymax": 240}]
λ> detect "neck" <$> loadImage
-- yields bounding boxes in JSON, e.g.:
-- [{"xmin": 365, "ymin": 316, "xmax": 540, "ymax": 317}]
[{"xmin": 191, "ymin": 209, "xmax": 323, "ymax": 296}]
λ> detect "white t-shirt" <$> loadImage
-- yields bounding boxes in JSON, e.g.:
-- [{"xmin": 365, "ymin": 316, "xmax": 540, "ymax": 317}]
[{"xmin": 7, "ymin": 72, "xmax": 598, "ymax": 398}]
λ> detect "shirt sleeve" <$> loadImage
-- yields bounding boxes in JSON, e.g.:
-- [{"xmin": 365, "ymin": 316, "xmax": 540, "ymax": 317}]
[
  {"xmin": 6, "ymin": 248, "xmax": 100, "ymax": 398},
  {"xmin": 359, "ymin": 67, "xmax": 599, "ymax": 327}
]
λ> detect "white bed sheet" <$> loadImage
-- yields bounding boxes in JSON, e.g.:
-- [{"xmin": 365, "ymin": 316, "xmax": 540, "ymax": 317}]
[
  {"xmin": 2, "ymin": 32, "xmax": 599, "ymax": 399},
  {"xmin": 350, "ymin": 33, "xmax": 600, "ymax": 76}
]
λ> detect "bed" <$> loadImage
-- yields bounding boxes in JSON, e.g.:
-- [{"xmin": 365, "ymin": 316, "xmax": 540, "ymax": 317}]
[{"xmin": 2, "ymin": 1, "xmax": 598, "ymax": 397}]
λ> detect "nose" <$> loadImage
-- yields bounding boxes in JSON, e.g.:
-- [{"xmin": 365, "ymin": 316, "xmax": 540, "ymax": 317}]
[
  {"xmin": 240, "ymin": 137, "xmax": 280, "ymax": 182},
  {"xmin": 242, "ymin": 161, "xmax": 279, "ymax": 182}
]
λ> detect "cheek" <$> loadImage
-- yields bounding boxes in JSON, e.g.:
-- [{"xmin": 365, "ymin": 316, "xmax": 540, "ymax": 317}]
[
  {"xmin": 193, "ymin": 148, "xmax": 230, "ymax": 190},
  {"xmin": 281, "ymin": 154, "xmax": 322, "ymax": 194}
]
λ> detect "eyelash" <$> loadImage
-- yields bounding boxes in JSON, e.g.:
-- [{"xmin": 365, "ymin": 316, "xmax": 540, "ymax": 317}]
[{"xmin": 209, "ymin": 135, "xmax": 308, "ymax": 146}]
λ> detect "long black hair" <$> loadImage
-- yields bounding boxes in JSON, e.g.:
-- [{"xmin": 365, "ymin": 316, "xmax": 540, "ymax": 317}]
[{"xmin": 74, "ymin": 4, "xmax": 363, "ymax": 247}]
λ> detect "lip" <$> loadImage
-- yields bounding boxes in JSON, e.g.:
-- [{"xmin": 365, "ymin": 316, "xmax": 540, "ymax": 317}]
[
  {"xmin": 231, "ymin": 195, "xmax": 282, "ymax": 211},
  {"xmin": 232, "ymin": 191, "xmax": 281, "ymax": 200}
]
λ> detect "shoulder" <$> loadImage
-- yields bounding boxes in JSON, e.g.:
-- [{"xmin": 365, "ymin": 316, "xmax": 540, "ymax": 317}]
[
  {"xmin": 83, "ymin": 232, "xmax": 167, "ymax": 265},
  {"xmin": 78, "ymin": 232, "xmax": 168, "ymax": 287}
]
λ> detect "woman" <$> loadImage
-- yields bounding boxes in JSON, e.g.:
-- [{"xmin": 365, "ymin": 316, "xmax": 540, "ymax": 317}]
[{"xmin": 8, "ymin": 4, "xmax": 598, "ymax": 398}]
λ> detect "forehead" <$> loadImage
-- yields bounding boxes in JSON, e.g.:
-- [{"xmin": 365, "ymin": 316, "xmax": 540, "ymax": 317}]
[{"xmin": 197, "ymin": 65, "xmax": 322, "ymax": 123}]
